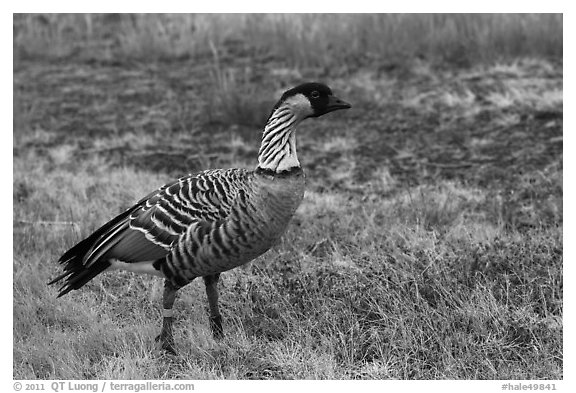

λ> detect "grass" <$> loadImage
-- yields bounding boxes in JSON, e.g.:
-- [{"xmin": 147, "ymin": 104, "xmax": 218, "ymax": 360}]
[
  {"xmin": 13, "ymin": 14, "xmax": 562, "ymax": 380},
  {"xmin": 14, "ymin": 14, "xmax": 563, "ymax": 67}
]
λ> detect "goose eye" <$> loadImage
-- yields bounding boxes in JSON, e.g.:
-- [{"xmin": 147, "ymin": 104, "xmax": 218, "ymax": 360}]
[{"xmin": 310, "ymin": 91, "xmax": 320, "ymax": 99}]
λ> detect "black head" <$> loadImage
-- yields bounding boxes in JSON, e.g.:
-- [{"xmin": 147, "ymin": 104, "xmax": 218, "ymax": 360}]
[{"xmin": 277, "ymin": 82, "xmax": 351, "ymax": 118}]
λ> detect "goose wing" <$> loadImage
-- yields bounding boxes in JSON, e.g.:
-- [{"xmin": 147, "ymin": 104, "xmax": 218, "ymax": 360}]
[{"xmin": 80, "ymin": 169, "xmax": 244, "ymax": 268}]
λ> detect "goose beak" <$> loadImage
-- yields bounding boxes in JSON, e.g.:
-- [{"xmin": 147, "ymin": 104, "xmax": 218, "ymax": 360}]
[{"xmin": 326, "ymin": 95, "xmax": 352, "ymax": 113}]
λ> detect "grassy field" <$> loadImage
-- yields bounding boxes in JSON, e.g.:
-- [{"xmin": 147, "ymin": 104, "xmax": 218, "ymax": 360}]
[{"xmin": 13, "ymin": 14, "xmax": 562, "ymax": 379}]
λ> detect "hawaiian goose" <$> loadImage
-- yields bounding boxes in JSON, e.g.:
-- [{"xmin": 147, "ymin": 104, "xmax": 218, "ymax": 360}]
[{"xmin": 49, "ymin": 82, "xmax": 351, "ymax": 354}]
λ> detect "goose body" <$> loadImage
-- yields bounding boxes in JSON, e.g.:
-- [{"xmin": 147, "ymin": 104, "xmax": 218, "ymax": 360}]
[
  {"xmin": 150, "ymin": 167, "xmax": 306, "ymax": 285},
  {"xmin": 49, "ymin": 82, "xmax": 350, "ymax": 353}
]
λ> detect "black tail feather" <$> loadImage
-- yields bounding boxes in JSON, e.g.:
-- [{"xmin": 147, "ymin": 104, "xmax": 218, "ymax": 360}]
[
  {"xmin": 53, "ymin": 261, "xmax": 110, "ymax": 298},
  {"xmin": 48, "ymin": 206, "xmax": 137, "ymax": 296},
  {"xmin": 48, "ymin": 235, "xmax": 112, "ymax": 296}
]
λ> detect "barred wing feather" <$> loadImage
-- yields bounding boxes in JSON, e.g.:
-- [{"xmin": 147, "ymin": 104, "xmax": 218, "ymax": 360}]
[
  {"xmin": 50, "ymin": 169, "xmax": 246, "ymax": 296},
  {"xmin": 87, "ymin": 170, "xmax": 241, "ymax": 266}
]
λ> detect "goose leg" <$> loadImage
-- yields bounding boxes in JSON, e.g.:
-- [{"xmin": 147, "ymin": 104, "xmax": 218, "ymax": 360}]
[
  {"xmin": 155, "ymin": 279, "xmax": 179, "ymax": 354},
  {"xmin": 203, "ymin": 274, "xmax": 223, "ymax": 339}
]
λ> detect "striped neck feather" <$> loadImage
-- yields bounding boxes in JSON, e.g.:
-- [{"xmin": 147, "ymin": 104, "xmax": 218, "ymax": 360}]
[{"xmin": 257, "ymin": 104, "xmax": 303, "ymax": 173}]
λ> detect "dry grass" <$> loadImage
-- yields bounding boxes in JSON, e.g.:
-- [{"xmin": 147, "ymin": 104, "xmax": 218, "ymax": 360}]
[
  {"xmin": 14, "ymin": 14, "xmax": 563, "ymax": 67},
  {"xmin": 13, "ymin": 14, "xmax": 562, "ymax": 380}
]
